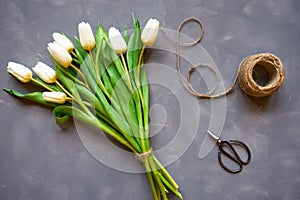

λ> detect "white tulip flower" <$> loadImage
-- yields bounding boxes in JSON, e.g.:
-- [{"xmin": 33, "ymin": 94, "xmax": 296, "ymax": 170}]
[
  {"xmin": 52, "ymin": 32, "xmax": 74, "ymax": 52},
  {"xmin": 109, "ymin": 27, "xmax": 127, "ymax": 54},
  {"xmin": 47, "ymin": 42, "xmax": 72, "ymax": 68},
  {"xmin": 7, "ymin": 62, "xmax": 32, "ymax": 83},
  {"xmin": 32, "ymin": 62, "xmax": 57, "ymax": 83},
  {"xmin": 42, "ymin": 92, "xmax": 67, "ymax": 104},
  {"xmin": 141, "ymin": 18, "xmax": 160, "ymax": 46},
  {"xmin": 78, "ymin": 22, "xmax": 96, "ymax": 51}
]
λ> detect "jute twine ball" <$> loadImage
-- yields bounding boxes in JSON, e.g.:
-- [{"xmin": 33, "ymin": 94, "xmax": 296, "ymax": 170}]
[{"xmin": 238, "ymin": 53, "xmax": 285, "ymax": 97}]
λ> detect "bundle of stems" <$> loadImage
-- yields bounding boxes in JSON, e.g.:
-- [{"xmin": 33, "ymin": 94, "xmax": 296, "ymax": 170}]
[{"xmin": 4, "ymin": 15, "xmax": 182, "ymax": 200}]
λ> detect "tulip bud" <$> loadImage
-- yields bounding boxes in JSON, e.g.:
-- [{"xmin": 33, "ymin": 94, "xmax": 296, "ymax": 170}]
[
  {"xmin": 47, "ymin": 42, "xmax": 72, "ymax": 68},
  {"xmin": 141, "ymin": 18, "xmax": 160, "ymax": 46},
  {"xmin": 109, "ymin": 27, "xmax": 127, "ymax": 54},
  {"xmin": 32, "ymin": 62, "xmax": 57, "ymax": 83},
  {"xmin": 52, "ymin": 32, "xmax": 74, "ymax": 52},
  {"xmin": 42, "ymin": 92, "xmax": 67, "ymax": 104},
  {"xmin": 7, "ymin": 62, "xmax": 32, "ymax": 83},
  {"xmin": 78, "ymin": 22, "xmax": 96, "ymax": 51}
]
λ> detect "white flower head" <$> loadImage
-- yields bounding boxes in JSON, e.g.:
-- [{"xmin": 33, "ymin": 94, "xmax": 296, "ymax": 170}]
[
  {"xmin": 141, "ymin": 18, "xmax": 160, "ymax": 46},
  {"xmin": 78, "ymin": 22, "xmax": 96, "ymax": 51},
  {"xmin": 42, "ymin": 92, "xmax": 67, "ymax": 104},
  {"xmin": 47, "ymin": 42, "xmax": 72, "ymax": 68},
  {"xmin": 7, "ymin": 62, "xmax": 32, "ymax": 83},
  {"xmin": 52, "ymin": 32, "xmax": 74, "ymax": 52},
  {"xmin": 109, "ymin": 27, "xmax": 127, "ymax": 54},
  {"xmin": 32, "ymin": 62, "xmax": 57, "ymax": 83}
]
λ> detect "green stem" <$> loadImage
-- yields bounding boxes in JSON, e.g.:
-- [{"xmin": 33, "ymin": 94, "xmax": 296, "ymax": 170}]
[
  {"xmin": 83, "ymin": 101, "xmax": 92, "ymax": 107},
  {"xmin": 120, "ymin": 52, "xmax": 145, "ymax": 152},
  {"xmin": 120, "ymin": 53, "xmax": 133, "ymax": 92},
  {"xmin": 89, "ymin": 50, "xmax": 97, "ymax": 77},
  {"xmin": 95, "ymin": 120, "xmax": 137, "ymax": 154},
  {"xmin": 30, "ymin": 78, "xmax": 55, "ymax": 92},
  {"xmin": 154, "ymin": 172, "xmax": 168, "ymax": 200},
  {"xmin": 135, "ymin": 91, "xmax": 146, "ymax": 152},
  {"xmin": 55, "ymin": 80, "xmax": 74, "ymax": 98},
  {"xmin": 145, "ymin": 158, "xmax": 159, "ymax": 200},
  {"xmin": 75, "ymin": 105, "xmax": 116, "ymax": 151},
  {"xmin": 70, "ymin": 64, "xmax": 91, "ymax": 90},
  {"xmin": 158, "ymin": 173, "xmax": 183, "ymax": 200},
  {"xmin": 90, "ymin": 50, "xmax": 111, "ymax": 100},
  {"xmin": 57, "ymin": 81, "xmax": 91, "ymax": 109},
  {"xmin": 152, "ymin": 155, "xmax": 179, "ymax": 189},
  {"xmin": 136, "ymin": 46, "xmax": 147, "ymax": 153},
  {"xmin": 71, "ymin": 50, "xmax": 78, "ymax": 58},
  {"xmin": 156, "ymin": 182, "xmax": 162, "ymax": 200},
  {"xmin": 137, "ymin": 46, "xmax": 146, "ymax": 118},
  {"xmin": 138, "ymin": 46, "xmax": 145, "ymax": 74},
  {"xmin": 149, "ymin": 156, "xmax": 168, "ymax": 200},
  {"xmin": 97, "ymin": 80, "xmax": 111, "ymax": 100}
]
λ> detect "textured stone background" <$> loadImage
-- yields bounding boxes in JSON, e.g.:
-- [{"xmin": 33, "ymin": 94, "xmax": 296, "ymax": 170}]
[{"xmin": 0, "ymin": 0, "xmax": 300, "ymax": 199}]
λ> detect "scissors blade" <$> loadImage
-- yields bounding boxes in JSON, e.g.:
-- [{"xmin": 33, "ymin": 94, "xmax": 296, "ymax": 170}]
[
  {"xmin": 198, "ymin": 132, "xmax": 218, "ymax": 158},
  {"xmin": 198, "ymin": 121, "xmax": 224, "ymax": 159}
]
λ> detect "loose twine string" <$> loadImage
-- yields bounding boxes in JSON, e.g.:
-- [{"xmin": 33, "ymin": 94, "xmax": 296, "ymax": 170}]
[{"xmin": 163, "ymin": 17, "xmax": 285, "ymax": 98}]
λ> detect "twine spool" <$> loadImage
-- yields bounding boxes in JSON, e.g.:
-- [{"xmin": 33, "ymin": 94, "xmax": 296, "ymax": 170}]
[
  {"xmin": 171, "ymin": 17, "xmax": 285, "ymax": 98},
  {"xmin": 237, "ymin": 53, "xmax": 285, "ymax": 97}
]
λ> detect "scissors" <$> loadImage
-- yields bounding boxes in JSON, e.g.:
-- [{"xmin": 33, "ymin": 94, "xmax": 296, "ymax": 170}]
[{"xmin": 207, "ymin": 130, "xmax": 251, "ymax": 174}]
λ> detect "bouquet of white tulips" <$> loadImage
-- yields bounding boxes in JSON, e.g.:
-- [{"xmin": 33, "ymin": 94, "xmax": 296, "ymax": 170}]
[{"xmin": 4, "ymin": 15, "xmax": 182, "ymax": 200}]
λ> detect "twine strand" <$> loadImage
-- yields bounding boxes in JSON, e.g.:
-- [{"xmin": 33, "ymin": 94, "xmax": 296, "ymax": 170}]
[{"xmin": 135, "ymin": 147, "xmax": 153, "ymax": 161}]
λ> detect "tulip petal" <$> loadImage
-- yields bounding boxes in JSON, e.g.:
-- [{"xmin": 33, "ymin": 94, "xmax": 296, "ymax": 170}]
[
  {"xmin": 52, "ymin": 32, "xmax": 74, "ymax": 52},
  {"xmin": 78, "ymin": 22, "xmax": 95, "ymax": 51},
  {"xmin": 7, "ymin": 62, "xmax": 32, "ymax": 83},
  {"xmin": 109, "ymin": 27, "xmax": 127, "ymax": 54},
  {"xmin": 47, "ymin": 42, "xmax": 72, "ymax": 68},
  {"xmin": 141, "ymin": 18, "xmax": 159, "ymax": 46},
  {"xmin": 33, "ymin": 62, "xmax": 57, "ymax": 83},
  {"xmin": 43, "ymin": 91, "xmax": 67, "ymax": 104}
]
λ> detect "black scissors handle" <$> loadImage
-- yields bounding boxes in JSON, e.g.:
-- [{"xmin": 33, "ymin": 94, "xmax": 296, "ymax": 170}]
[{"xmin": 217, "ymin": 139, "xmax": 251, "ymax": 174}]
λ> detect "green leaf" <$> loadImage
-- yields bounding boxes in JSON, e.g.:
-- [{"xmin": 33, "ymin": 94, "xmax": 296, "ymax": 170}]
[
  {"xmin": 125, "ymin": 17, "xmax": 145, "ymax": 147},
  {"xmin": 74, "ymin": 36, "xmax": 88, "ymax": 63},
  {"xmin": 53, "ymin": 105, "xmax": 137, "ymax": 152},
  {"xmin": 141, "ymin": 62, "xmax": 150, "ymax": 149},
  {"xmin": 54, "ymin": 111, "xmax": 70, "ymax": 124},
  {"xmin": 126, "ymin": 17, "xmax": 142, "ymax": 72},
  {"xmin": 108, "ymin": 66, "xmax": 139, "ymax": 132},
  {"xmin": 3, "ymin": 88, "xmax": 59, "ymax": 107},
  {"xmin": 74, "ymin": 47, "xmax": 84, "ymax": 64},
  {"xmin": 98, "ymin": 55, "xmax": 114, "ymax": 97},
  {"xmin": 96, "ymin": 23, "xmax": 109, "ymax": 41},
  {"xmin": 83, "ymin": 51, "xmax": 98, "ymax": 83},
  {"xmin": 55, "ymin": 65, "xmax": 75, "ymax": 94},
  {"xmin": 127, "ymin": 37, "xmax": 141, "ymax": 71},
  {"xmin": 123, "ymin": 27, "xmax": 129, "ymax": 44},
  {"xmin": 79, "ymin": 58, "xmax": 141, "ymax": 152},
  {"xmin": 126, "ymin": 32, "xmax": 135, "ymax": 71},
  {"xmin": 53, "ymin": 105, "xmax": 99, "ymax": 127},
  {"xmin": 94, "ymin": 37, "xmax": 103, "ymax": 81},
  {"xmin": 75, "ymin": 84, "xmax": 105, "ymax": 115},
  {"xmin": 75, "ymin": 83, "xmax": 123, "ymax": 132},
  {"xmin": 51, "ymin": 59, "xmax": 79, "ymax": 84},
  {"xmin": 95, "ymin": 24, "xmax": 106, "ymax": 46},
  {"xmin": 131, "ymin": 12, "xmax": 136, "ymax": 26}
]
